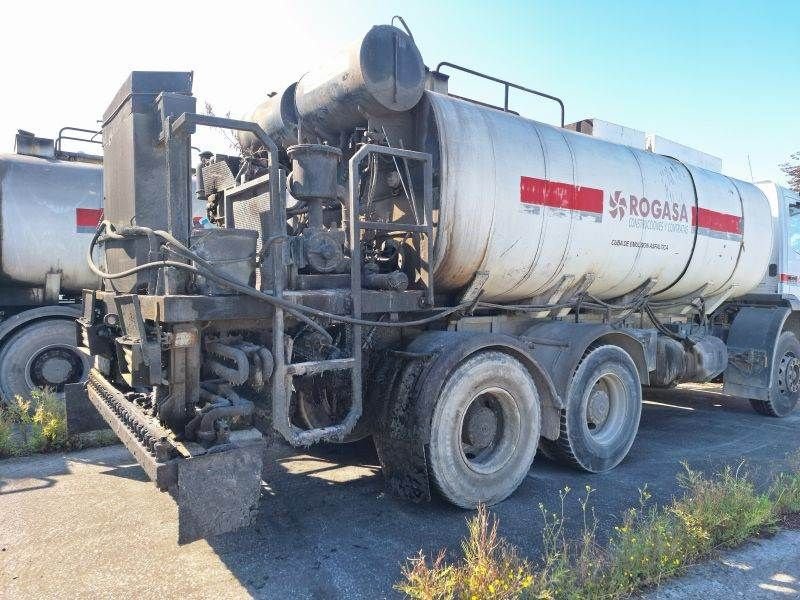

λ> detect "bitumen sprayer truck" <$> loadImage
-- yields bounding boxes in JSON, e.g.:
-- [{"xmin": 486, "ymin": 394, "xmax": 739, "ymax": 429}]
[{"xmin": 66, "ymin": 21, "xmax": 800, "ymax": 542}]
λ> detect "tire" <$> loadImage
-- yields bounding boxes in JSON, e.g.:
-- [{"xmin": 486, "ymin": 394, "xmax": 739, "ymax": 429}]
[
  {"xmin": 751, "ymin": 331, "xmax": 800, "ymax": 417},
  {"xmin": 0, "ymin": 319, "xmax": 90, "ymax": 404},
  {"xmin": 292, "ymin": 384, "xmax": 371, "ymax": 443},
  {"xmin": 428, "ymin": 351, "xmax": 541, "ymax": 508},
  {"xmin": 542, "ymin": 345, "xmax": 641, "ymax": 473}
]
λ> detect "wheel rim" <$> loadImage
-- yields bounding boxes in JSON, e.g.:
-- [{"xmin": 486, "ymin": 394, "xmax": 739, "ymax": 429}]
[
  {"xmin": 776, "ymin": 351, "xmax": 800, "ymax": 407},
  {"xmin": 582, "ymin": 372, "xmax": 628, "ymax": 446},
  {"xmin": 25, "ymin": 344, "xmax": 85, "ymax": 393},
  {"xmin": 779, "ymin": 352, "xmax": 800, "ymax": 393},
  {"xmin": 458, "ymin": 387, "xmax": 521, "ymax": 475}
]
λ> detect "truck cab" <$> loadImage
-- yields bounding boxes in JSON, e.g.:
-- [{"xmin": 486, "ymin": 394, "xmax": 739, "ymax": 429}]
[{"xmin": 754, "ymin": 182, "xmax": 800, "ymax": 305}]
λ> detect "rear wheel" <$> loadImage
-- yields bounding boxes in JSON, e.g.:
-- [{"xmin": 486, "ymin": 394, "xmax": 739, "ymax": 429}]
[
  {"xmin": 0, "ymin": 319, "xmax": 90, "ymax": 404},
  {"xmin": 751, "ymin": 331, "xmax": 800, "ymax": 417},
  {"xmin": 542, "ymin": 345, "xmax": 641, "ymax": 472},
  {"xmin": 428, "ymin": 351, "xmax": 541, "ymax": 508}
]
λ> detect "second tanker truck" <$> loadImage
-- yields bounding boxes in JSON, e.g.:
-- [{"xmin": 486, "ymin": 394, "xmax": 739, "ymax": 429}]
[
  {"xmin": 0, "ymin": 130, "xmax": 207, "ymax": 404},
  {"xmin": 68, "ymin": 22, "xmax": 800, "ymax": 542},
  {"xmin": 0, "ymin": 129, "xmax": 103, "ymax": 402}
]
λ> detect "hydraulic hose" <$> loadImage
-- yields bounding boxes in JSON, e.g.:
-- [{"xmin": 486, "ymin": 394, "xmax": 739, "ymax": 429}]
[
  {"xmin": 88, "ymin": 222, "xmax": 469, "ymax": 332},
  {"xmin": 88, "ymin": 222, "xmax": 699, "ymax": 332}
]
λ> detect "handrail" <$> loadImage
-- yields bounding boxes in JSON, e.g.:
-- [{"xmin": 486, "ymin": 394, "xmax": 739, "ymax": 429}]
[
  {"xmin": 434, "ymin": 61, "xmax": 565, "ymax": 127},
  {"xmin": 169, "ymin": 113, "xmax": 290, "ymax": 445},
  {"xmin": 55, "ymin": 126, "xmax": 103, "ymax": 152}
]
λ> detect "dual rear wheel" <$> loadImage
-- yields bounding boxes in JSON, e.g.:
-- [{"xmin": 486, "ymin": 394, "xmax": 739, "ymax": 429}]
[
  {"xmin": 428, "ymin": 351, "xmax": 541, "ymax": 507},
  {"xmin": 427, "ymin": 345, "xmax": 642, "ymax": 507},
  {"xmin": 541, "ymin": 345, "xmax": 641, "ymax": 473}
]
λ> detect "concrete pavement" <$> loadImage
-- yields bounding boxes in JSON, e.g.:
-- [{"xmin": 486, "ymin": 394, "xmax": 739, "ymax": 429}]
[
  {"xmin": 1, "ymin": 385, "xmax": 799, "ymax": 599},
  {"xmin": 643, "ymin": 530, "xmax": 800, "ymax": 599}
]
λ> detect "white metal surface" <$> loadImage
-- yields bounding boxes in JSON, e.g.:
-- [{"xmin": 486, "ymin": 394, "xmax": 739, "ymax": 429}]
[
  {"xmin": 755, "ymin": 182, "xmax": 800, "ymax": 302},
  {"xmin": 0, "ymin": 153, "xmax": 210, "ymax": 295},
  {"xmin": 0, "ymin": 153, "xmax": 103, "ymax": 292},
  {"xmin": 646, "ymin": 134, "xmax": 723, "ymax": 173},
  {"xmin": 566, "ymin": 119, "xmax": 646, "ymax": 149},
  {"xmin": 421, "ymin": 92, "xmax": 773, "ymax": 307}
]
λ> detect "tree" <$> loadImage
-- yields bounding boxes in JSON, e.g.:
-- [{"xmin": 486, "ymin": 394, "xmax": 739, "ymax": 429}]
[{"xmin": 782, "ymin": 152, "xmax": 800, "ymax": 193}]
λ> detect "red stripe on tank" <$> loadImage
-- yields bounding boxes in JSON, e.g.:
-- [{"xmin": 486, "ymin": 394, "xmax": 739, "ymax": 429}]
[
  {"xmin": 691, "ymin": 207, "xmax": 741, "ymax": 235},
  {"xmin": 520, "ymin": 176, "xmax": 603, "ymax": 214},
  {"xmin": 76, "ymin": 207, "xmax": 103, "ymax": 228}
]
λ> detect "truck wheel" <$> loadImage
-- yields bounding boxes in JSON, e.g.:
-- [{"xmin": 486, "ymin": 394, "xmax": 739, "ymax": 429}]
[
  {"xmin": 543, "ymin": 345, "xmax": 641, "ymax": 473},
  {"xmin": 751, "ymin": 331, "xmax": 800, "ymax": 417},
  {"xmin": 428, "ymin": 351, "xmax": 541, "ymax": 508},
  {"xmin": 0, "ymin": 319, "xmax": 90, "ymax": 404}
]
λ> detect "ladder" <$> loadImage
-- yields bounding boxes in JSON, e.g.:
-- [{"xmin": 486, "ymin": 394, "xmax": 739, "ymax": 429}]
[{"xmin": 271, "ymin": 143, "xmax": 434, "ymax": 445}]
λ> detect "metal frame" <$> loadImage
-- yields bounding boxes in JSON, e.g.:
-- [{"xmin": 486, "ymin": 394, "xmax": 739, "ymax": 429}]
[
  {"xmin": 349, "ymin": 143, "xmax": 435, "ymax": 308},
  {"xmin": 169, "ymin": 113, "xmax": 300, "ymax": 446},
  {"xmin": 268, "ymin": 144, "xmax": 435, "ymax": 446},
  {"xmin": 435, "ymin": 61, "xmax": 566, "ymax": 127},
  {"xmin": 55, "ymin": 126, "xmax": 102, "ymax": 152},
  {"xmin": 95, "ymin": 112, "xmax": 435, "ymax": 448}
]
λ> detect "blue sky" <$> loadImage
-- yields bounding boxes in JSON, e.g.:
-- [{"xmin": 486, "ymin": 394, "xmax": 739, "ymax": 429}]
[
  {"xmin": 2, "ymin": 0, "xmax": 797, "ymax": 184},
  {"xmin": 367, "ymin": 0, "xmax": 799, "ymax": 184}
]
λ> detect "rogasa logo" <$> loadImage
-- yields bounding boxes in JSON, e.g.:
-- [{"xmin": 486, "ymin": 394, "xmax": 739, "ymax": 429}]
[
  {"xmin": 609, "ymin": 191, "xmax": 626, "ymax": 220},
  {"xmin": 608, "ymin": 191, "xmax": 688, "ymax": 223}
]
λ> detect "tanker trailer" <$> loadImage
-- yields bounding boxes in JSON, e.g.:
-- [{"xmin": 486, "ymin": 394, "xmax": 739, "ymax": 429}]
[
  {"xmin": 0, "ymin": 129, "xmax": 209, "ymax": 404},
  {"xmin": 0, "ymin": 130, "xmax": 103, "ymax": 402},
  {"xmin": 71, "ymin": 23, "xmax": 794, "ymax": 542}
]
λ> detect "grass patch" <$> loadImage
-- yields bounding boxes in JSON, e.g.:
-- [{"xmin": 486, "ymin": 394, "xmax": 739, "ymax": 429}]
[
  {"xmin": 398, "ymin": 505, "xmax": 534, "ymax": 599},
  {"xmin": 770, "ymin": 451, "xmax": 800, "ymax": 517},
  {"xmin": 397, "ymin": 459, "xmax": 799, "ymax": 600},
  {"xmin": 0, "ymin": 388, "xmax": 117, "ymax": 458}
]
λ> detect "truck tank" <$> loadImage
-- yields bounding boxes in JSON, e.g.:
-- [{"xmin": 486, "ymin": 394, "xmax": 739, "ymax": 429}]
[
  {"xmin": 0, "ymin": 152, "xmax": 102, "ymax": 292},
  {"xmin": 67, "ymin": 23, "xmax": 799, "ymax": 543},
  {"xmin": 420, "ymin": 92, "xmax": 772, "ymax": 305}
]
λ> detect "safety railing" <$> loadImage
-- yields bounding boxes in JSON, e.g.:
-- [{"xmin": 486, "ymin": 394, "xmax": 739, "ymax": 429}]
[{"xmin": 434, "ymin": 61, "xmax": 565, "ymax": 127}]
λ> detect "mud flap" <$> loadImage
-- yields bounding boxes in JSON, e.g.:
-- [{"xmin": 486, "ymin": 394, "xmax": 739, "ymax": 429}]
[
  {"xmin": 371, "ymin": 351, "xmax": 433, "ymax": 502},
  {"xmin": 173, "ymin": 440, "xmax": 265, "ymax": 544},
  {"xmin": 723, "ymin": 305, "xmax": 791, "ymax": 401},
  {"xmin": 373, "ymin": 436, "xmax": 431, "ymax": 502}
]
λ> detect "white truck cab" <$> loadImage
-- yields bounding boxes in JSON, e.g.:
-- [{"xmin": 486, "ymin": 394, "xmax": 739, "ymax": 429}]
[{"xmin": 754, "ymin": 182, "xmax": 800, "ymax": 306}]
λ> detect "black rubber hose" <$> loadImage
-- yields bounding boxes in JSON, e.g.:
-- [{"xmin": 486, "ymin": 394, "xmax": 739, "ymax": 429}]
[
  {"xmin": 88, "ymin": 222, "xmax": 469, "ymax": 331},
  {"xmin": 88, "ymin": 223, "xmax": 333, "ymax": 341}
]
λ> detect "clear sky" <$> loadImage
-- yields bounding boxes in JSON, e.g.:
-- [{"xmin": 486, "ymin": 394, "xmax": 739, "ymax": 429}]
[{"xmin": 1, "ymin": 0, "xmax": 797, "ymax": 184}]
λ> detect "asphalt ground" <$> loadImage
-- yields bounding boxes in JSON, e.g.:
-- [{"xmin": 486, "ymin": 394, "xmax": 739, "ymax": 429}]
[
  {"xmin": 642, "ymin": 529, "xmax": 800, "ymax": 599},
  {"xmin": 2, "ymin": 384, "xmax": 799, "ymax": 599}
]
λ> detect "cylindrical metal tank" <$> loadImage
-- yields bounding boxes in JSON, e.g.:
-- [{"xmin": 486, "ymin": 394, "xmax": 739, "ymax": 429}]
[
  {"xmin": 0, "ymin": 153, "xmax": 103, "ymax": 293},
  {"xmin": 294, "ymin": 25, "xmax": 425, "ymax": 138},
  {"xmin": 237, "ymin": 83, "xmax": 299, "ymax": 151},
  {"xmin": 419, "ymin": 92, "xmax": 772, "ymax": 304},
  {"xmin": 0, "ymin": 152, "xmax": 212, "ymax": 296}
]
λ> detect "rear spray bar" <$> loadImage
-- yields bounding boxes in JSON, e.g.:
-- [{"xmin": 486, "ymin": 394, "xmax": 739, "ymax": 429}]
[{"xmin": 77, "ymin": 370, "xmax": 265, "ymax": 543}]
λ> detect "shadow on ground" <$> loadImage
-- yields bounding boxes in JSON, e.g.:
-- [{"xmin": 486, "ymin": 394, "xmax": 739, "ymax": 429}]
[
  {"xmin": 205, "ymin": 386, "xmax": 800, "ymax": 598},
  {"xmin": 1, "ymin": 385, "xmax": 798, "ymax": 599}
]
